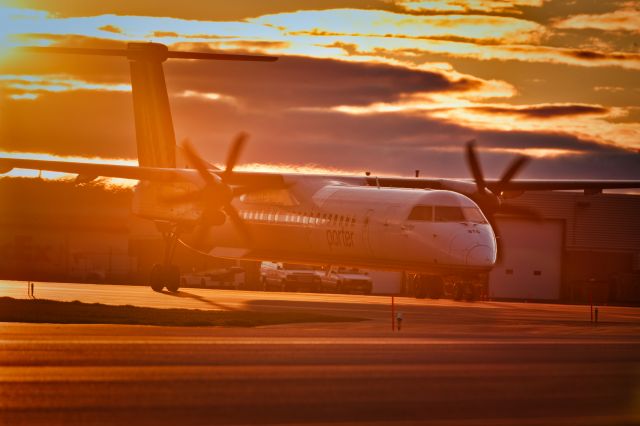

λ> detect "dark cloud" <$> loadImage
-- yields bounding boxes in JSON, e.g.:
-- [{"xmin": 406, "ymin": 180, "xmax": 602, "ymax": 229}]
[
  {"xmin": 564, "ymin": 49, "xmax": 640, "ymax": 62},
  {"xmin": 169, "ymin": 99, "xmax": 640, "ymax": 180},
  {"xmin": 164, "ymin": 51, "xmax": 484, "ymax": 108},
  {"xmin": 5, "ymin": 36, "xmax": 486, "ymax": 109},
  {"xmin": 470, "ymin": 104, "xmax": 609, "ymax": 118},
  {"xmin": 3, "ymin": 87, "xmax": 639, "ymax": 181}
]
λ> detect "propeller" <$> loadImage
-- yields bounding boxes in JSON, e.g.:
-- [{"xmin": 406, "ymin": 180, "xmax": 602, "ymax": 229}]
[
  {"xmin": 163, "ymin": 133, "xmax": 255, "ymax": 249},
  {"xmin": 464, "ymin": 140, "xmax": 539, "ymax": 261}
]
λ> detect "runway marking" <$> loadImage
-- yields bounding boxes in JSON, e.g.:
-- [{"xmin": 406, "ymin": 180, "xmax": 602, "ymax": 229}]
[
  {"xmin": 0, "ymin": 363, "xmax": 634, "ymax": 383},
  {"xmin": 3, "ymin": 337, "xmax": 640, "ymax": 345}
]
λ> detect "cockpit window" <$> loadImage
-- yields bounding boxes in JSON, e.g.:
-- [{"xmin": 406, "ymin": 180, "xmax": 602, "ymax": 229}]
[
  {"xmin": 407, "ymin": 205, "xmax": 433, "ymax": 221},
  {"xmin": 434, "ymin": 206, "xmax": 465, "ymax": 222},
  {"xmin": 408, "ymin": 205, "xmax": 487, "ymax": 223},
  {"xmin": 434, "ymin": 206, "xmax": 487, "ymax": 223},
  {"xmin": 462, "ymin": 207, "xmax": 487, "ymax": 224}
]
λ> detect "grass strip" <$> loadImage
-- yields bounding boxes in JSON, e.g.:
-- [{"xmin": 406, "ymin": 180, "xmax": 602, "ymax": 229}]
[{"xmin": 0, "ymin": 297, "xmax": 363, "ymax": 327}]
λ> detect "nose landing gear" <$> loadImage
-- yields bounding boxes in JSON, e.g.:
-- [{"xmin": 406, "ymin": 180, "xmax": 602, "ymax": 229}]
[{"xmin": 412, "ymin": 275, "xmax": 444, "ymax": 299}]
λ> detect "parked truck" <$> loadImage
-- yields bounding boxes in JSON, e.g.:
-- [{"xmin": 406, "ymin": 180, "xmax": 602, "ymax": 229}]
[{"xmin": 260, "ymin": 261, "xmax": 323, "ymax": 292}]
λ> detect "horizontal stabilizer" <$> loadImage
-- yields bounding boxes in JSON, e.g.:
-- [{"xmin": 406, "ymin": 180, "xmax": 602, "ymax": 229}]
[{"xmin": 21, "ymin": 44, "xmax": 278, "ymax": 63}]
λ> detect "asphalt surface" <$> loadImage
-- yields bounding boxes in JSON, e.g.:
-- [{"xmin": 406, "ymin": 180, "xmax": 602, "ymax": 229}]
[{"xmin": 1, "ymin": 280, "xmax": 640, "ymax": 425}]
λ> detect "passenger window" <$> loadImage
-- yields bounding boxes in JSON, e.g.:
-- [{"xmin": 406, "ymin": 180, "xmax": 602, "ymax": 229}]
[
  {"xmin": 434, "ymin": 206, "xmax": 465, "ymax": 222},
  {"xmin": 408, "ymin": 205, "xmax": 433, "ymax": 221}
]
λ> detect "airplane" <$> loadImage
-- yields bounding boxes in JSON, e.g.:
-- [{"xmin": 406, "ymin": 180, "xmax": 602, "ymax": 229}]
[{"xmin": 3, "ymin": 42, "xmax": 640, "ymax": 299}]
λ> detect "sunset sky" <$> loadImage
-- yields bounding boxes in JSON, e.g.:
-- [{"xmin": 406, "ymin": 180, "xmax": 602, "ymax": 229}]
[{"xmin": 0, "ymin": 0, "xmax": 639, "ymax": 180}]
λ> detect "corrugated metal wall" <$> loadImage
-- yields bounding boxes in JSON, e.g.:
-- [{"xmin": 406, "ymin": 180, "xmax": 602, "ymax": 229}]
[{"xmin": 503, "ymin": 192, "xmax": 640, "ymax": 252}]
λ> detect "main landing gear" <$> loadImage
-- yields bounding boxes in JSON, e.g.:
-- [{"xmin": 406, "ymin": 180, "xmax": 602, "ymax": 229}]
[
  {"xmin": 149, "ymin": 222, "xmax": 181, "ymax": 292},
  {"xmin": 412, "ymin": 275, "xmax": 444, "ymax": 299}
]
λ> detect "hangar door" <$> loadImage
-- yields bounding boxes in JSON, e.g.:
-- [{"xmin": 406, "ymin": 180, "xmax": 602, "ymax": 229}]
[{"xmin": 489, "ymin": 218, "xmax": 564, "ymax": 301}]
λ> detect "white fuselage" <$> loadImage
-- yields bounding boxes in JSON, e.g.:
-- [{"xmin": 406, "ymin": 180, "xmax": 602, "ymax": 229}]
[{"xmin": 156, "ymin": 176, "xmax": 498, "ymax": 275}]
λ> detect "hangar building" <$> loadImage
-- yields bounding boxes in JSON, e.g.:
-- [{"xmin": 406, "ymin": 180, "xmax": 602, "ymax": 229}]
[{"xmin": 489, "ymin": 192, "xmax": 640, "ymax": 304}]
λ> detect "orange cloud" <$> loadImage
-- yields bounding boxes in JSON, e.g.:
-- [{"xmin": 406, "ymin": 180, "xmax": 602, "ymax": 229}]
[
  {"xmin": 554, "ymin": 4, "xmax": 640, "ymax": 33},
  {"xmin": 331, "ymin": 90, "xmax": 639, "ymax": 151},
  {"xmin": 254, "ymin": 9, "xmax": 546, "ymax": 44},
  {"xmin": 429, "ymin": 103, "xmax": 640, "ymax": 151},
  {"xmin": 330, "ymin": 39, "xmax": 640, "ymax": 70},
  {"xmin": 0, "ymin": 74, "xmax": 130, "ymax": 99},
  {"xmin": 392, "ymin": 0, "xmax": 546, "ymax": 14},
  {"xmin": 98, "ymin": 24, "xmax": 122, "ymax": 34}
]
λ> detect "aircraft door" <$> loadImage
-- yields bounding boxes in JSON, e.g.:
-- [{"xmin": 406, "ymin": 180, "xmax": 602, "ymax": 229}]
[
  {"xmin": 367, "ymin": 204, "xmax": 403, "ymax": 259},
  {"xmin": 361, "ymin": 209, "xmax": 375, "ymax": 256}
]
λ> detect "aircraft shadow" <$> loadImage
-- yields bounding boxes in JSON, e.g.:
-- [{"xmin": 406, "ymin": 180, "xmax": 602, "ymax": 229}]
[{"xmin": 161, "ymin": 289, "xmax": 241, "ymax": 311}]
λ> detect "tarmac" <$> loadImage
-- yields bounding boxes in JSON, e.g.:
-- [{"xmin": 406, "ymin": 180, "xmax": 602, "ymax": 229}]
[{"xmin": 1, "ymin": 280, "xmax": 640, "ymax": 425}]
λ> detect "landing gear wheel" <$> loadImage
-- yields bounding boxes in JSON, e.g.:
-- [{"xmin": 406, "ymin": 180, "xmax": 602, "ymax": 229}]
[
  {"xmin": 150, "ymin": 264, "xmax": 165, "ymax": 292},
  {"xmin": 149, "ymin": 264, "xmax": 181, "ymax": 292},
  {"xmin": 150, "ymin": 222, "xmax": 182, "ymax": 293},
  {"xmin": 165, "ymin": 265, "xmax": 180, "ymax": 293}
]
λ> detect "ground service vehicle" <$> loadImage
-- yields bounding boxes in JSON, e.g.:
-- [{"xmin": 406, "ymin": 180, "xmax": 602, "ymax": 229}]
[
  {"xmin": 180, "ymin": 266, "xmax": 244, "ymax": 289},
  {"xmin": 260, "ymin": 262, "xmax": 323, "ymax": 292},
  {"xmin": 321, "ymin": 267, "xmax": 372, "ymax": 294}
]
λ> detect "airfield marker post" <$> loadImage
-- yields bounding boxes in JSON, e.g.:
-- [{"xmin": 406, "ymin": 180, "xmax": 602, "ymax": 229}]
[{"xmin": 391, "ymin": 296, "xmax": 395, "ymax": 331}]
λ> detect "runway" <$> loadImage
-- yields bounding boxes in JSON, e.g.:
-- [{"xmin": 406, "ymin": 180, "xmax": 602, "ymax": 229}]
[{"xmin": 2, "ymin": 280, "xmax": 640, "ymax": 425}]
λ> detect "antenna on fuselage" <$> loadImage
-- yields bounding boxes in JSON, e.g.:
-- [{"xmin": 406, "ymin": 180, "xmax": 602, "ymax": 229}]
[{"xmin": 22, "ymin": 43, "xmax": 278, "ymax": 168}]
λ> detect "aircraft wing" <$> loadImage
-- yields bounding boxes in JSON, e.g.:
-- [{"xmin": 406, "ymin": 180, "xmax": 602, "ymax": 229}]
[
  {"xmin": 0, "ymin": 157, "xmax": 198, "ymax": 182},
  {"xmin": 2, "ymin": 157, "xmax": 638, "ymax": 193},
  {"xmin": 485, "ymin": 179, "xmax": 640, "ymax": 192},
  {"xmin": 0, "ymin": 157, "xmax": 287, "ymax": 187},
  {"xmin": 370, "ymin": 177, "xmax": 640, "ymax": 193}
]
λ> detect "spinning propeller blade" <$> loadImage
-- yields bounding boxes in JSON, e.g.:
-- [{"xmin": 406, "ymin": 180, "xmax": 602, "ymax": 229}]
[{"xmin": 464, "ymin": 140, "xmax": 538, "ymax": 262}]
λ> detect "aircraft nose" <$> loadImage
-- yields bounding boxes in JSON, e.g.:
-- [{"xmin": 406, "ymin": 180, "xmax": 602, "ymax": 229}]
[{"xmin": 466, "ymin": 244, "xmax": 495, "ymax": 266}]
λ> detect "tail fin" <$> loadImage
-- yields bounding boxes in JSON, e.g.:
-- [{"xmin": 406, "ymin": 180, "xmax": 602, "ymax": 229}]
[
  {"xmin": 22, "ymin": 43, "xmax": 277, "ymax": 169},
  {"xmin": 127, "ymin": 43, "xmax": 177, "ymax": 168}
]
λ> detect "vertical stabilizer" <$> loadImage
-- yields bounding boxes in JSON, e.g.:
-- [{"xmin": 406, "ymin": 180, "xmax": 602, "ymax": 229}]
[
  {"xmin": 127, "ymin": 43, "xmax": 176, "ymax": 168},
  {"xmin": 22, "ymin": 44, "xmax": 277, "ymax": 169}
]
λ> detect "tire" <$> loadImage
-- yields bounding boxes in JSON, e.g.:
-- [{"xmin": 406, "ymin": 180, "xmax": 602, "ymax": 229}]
[
  {"xmin": 149, "ymin": 264, "xmax": 165, "ymax": 292},
  {"xmin": 165, "ymin": 265, "xmax": 180, "ymax": 293}
]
